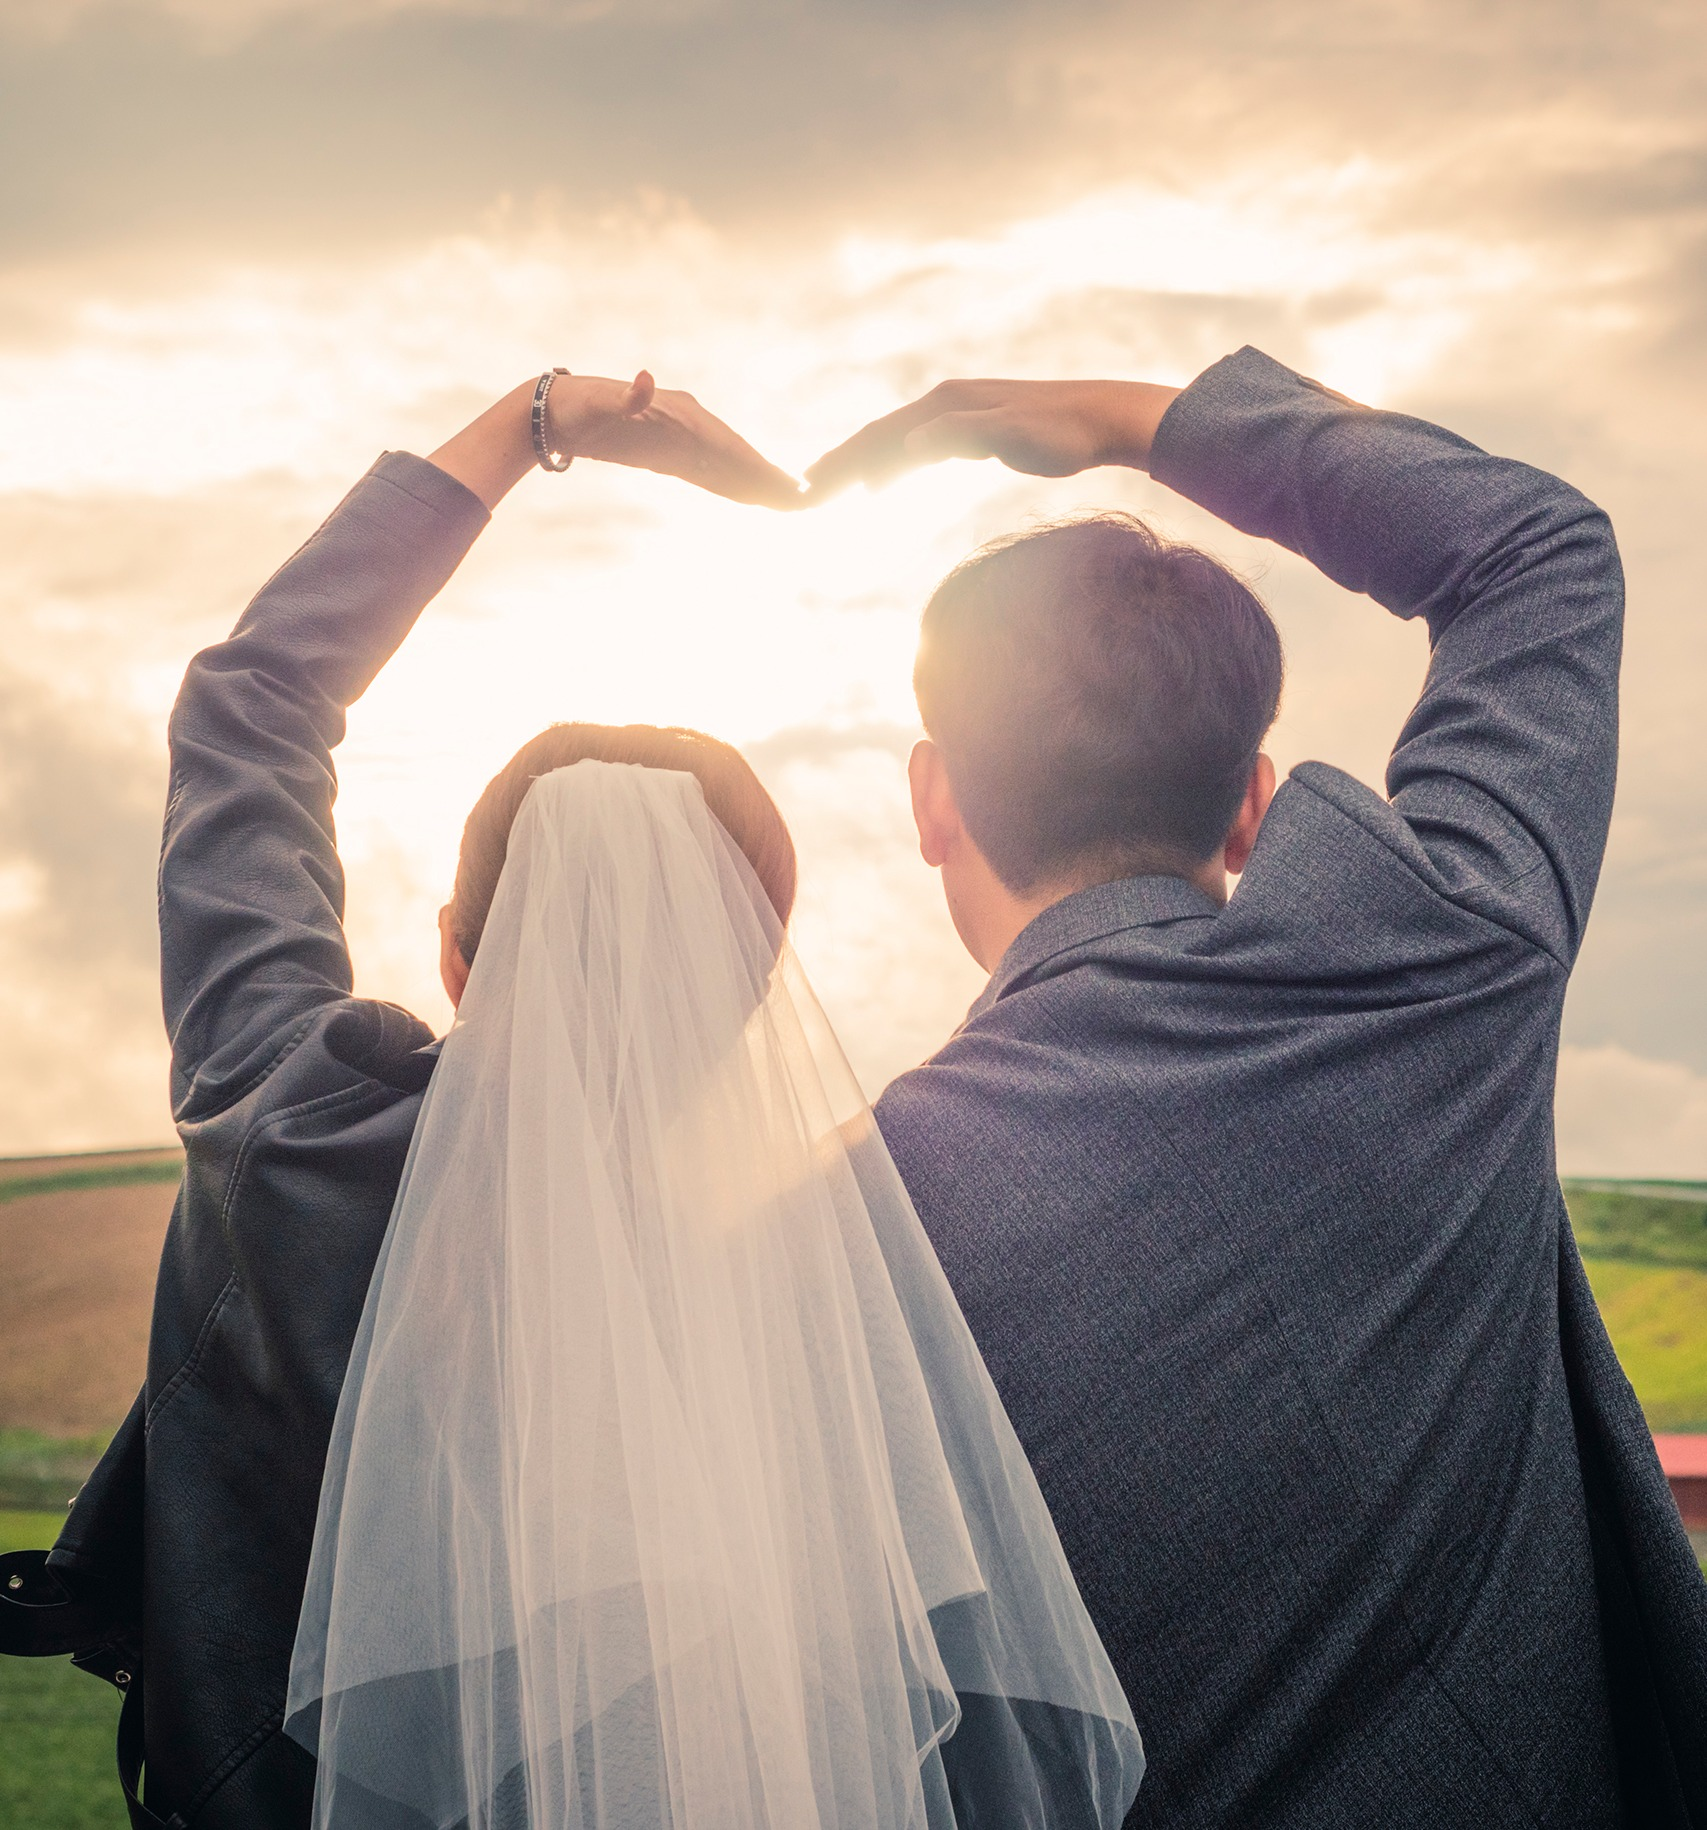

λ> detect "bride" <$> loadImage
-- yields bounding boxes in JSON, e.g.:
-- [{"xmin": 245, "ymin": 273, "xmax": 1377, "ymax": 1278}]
[
  {"xmin": 46, "ymin": 359, "xmax": 1139, "ymax": 1828},
  {"xmin": 286, "ymin": 746, "xmax": 1143, "ymax": 1828}
]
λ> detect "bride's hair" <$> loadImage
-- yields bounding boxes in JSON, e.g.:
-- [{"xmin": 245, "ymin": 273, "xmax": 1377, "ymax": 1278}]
[{"xmin": 449, "ymin": 722, "xmax": 796, "ymax": 962}]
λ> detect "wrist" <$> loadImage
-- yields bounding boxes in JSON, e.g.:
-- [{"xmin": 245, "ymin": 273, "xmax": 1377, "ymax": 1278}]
[
  {"xmin": 1095, "ymin": 381, "xmax": 1182, "ymax": 472},
  {"xmin": 427, "ymin": 380, "xmax": 539, "ymax": 511}
]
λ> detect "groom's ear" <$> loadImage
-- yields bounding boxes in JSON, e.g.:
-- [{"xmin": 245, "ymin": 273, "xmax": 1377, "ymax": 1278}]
[
  {"xmin": 908, "ymin": 739, "xmax": 962, "ymax": 869},
  {"xmin": 1222, "ymin": 753, "xmax": 1278, "ymax": 877}
]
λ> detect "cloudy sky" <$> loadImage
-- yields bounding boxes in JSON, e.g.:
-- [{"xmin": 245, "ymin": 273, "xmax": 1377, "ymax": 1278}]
[{"xmin": 0, "ymin": 0, "xmax": 1702, "ymax": 1172}]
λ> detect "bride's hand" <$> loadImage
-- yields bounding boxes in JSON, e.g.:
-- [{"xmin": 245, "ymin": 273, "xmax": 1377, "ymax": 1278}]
[
  {"xmin": 551, "ymin": 371, "xmax": 803, "ymax": 510},
  {"xmin": 427, "ymin": 371, "xmax": 803, "ymax": 512}
]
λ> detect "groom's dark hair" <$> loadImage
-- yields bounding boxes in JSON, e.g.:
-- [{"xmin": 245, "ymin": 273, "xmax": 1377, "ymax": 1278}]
[{"xmin": 915, "ymin": 513, "xmax": 1283, "ymax": 893}]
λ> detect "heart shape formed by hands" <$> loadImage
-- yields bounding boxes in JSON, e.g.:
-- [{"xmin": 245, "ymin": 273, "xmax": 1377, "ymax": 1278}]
[
  {"xmin": 432, "ymin": 369, "xmax": 1179, "ymax": 514},
  {"xmin": 550, "ymin": 372, "xmax": 1182, "ymax": 512}
]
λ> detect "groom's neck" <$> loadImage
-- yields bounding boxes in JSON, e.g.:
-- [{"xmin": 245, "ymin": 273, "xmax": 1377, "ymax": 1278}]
[{"xmin": 953, "ymin": 851, "xmax": 1229, "ymax": 974}]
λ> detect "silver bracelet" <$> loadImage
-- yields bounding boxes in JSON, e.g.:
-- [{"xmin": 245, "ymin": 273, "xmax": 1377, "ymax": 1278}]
[{"xmin": 531, "ymin": 368, "xmax": 573, "ymax": 472}]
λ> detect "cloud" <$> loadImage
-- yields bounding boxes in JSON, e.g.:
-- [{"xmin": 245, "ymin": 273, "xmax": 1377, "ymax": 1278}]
[
  {"xmin": 0, "ymin": 0, "xmax": 1702, "ymax": 1162},
  {"xmin": 0, "ymin": 0, "xmax": 1701, "ymax": 274},
  {"xmin": 0, "ymin": 481, "xmax": 332, "ymax": 1151},
  {"xmin": 0, "ymin": 674, "xmax": 170, "ymax": 1152},
  {"xmin": 1555, "ymin": 1045, "xmax": 1707, "ymax": 1180},
  {"xmin": 0, "ymin": 0, "xmax": 710, "ymax": 33}
]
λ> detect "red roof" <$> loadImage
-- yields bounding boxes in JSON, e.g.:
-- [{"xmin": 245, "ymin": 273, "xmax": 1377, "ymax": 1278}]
[{"xmin": 1654, "ymin": 1434, "xmax": 1707, "ymax": 1479}]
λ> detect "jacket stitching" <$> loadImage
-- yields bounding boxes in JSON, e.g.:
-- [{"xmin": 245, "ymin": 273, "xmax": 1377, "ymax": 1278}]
[
  {"xmin": 143, "ymin": 1276, "xmax": 238, "ymax": 1437},
  {"xmin": 178, "ymin": 1710, "xmax": 284, "ymax": 1823},
  {"xmin": 373, "ymin": 457, "xmax": 490, "ymax": 525},
  {"xmin": 215, "ymin": 1078, "xmax": 395, "ymax": 1264},
  {"xmin": 176, "ymin": 1004, "xmax": 325, "ymax": 1128},
  {"xmin": 1291, "ymin": 773, "xmax": 1572, "ymax": 971},
  {"xmin": 147, "ymin": 1079, "xmax": 396, "ymax": 1436},
  {"xmin": 992, "ymin": 909, "xmax": 1210, "ymax": 1004}
]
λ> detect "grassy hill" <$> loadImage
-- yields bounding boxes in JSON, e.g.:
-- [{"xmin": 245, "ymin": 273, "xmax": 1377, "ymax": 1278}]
[{"xmin": 1567, "ymin": 1180, "xmax": 1707, "ymax": 1433}]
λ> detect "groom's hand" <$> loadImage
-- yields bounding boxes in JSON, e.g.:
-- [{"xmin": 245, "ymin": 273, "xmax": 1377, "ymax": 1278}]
[
  {"xmin": 551, "ymin": 372, "xmax": 803, "ymax": 510},
  {"xmin": 804, "ymin": 379, "xmax": 1181, "ymax": 499}
]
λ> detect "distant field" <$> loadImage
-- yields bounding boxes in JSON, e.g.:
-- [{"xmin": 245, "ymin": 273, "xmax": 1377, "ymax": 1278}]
[
  {"xmin": 0, "ymin": 1147, "xmax": 179, "ymax": 1454},
  {"xmin": 0, "ymin": 1158, "xmax": 182, "ymax": 1207},
  {"xmin": 1564, "ymin": 1181, "xmax": 1707, "ymax": 1269},
  {"xmin": 1578, "ymin": 1262, "xmax": 1707, "ymax": 1431},
  {"xmin": 0, "ymin": 1429, "xmax": 114, "ymax": 1513},
  {"xmin": 1565, "ymin": 1180, "xmax": 1707, "ymax": 1433}
]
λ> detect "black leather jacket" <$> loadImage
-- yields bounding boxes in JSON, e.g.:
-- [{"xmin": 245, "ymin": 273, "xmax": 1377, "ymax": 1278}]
[{"xmin": 37, "ymin": 453, "xmax": 491, "ymax": 1825}]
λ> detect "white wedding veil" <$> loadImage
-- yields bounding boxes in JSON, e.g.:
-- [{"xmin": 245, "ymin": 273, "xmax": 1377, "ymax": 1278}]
[{"xmin": 285, "ymin": 760, "xmax": 1143, "ymax": 1830}]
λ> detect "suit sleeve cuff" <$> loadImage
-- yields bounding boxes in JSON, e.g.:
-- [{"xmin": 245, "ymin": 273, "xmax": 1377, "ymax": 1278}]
[
  {"xmin": 1147, "ymin": 345, "xmax": 1350, "ymax": 535},
  {"xmin": 369, "ymin": 449, "xmax": 493, "ymax": 537}
]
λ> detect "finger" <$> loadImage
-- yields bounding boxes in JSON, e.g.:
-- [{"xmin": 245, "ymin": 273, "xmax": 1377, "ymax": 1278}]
[
  {"xmin": 802, "ymin": 433, "xmax": 876, "ymax": 494},
  {"xmin": 803, "ymin": 428, "xmax": 905, "ymax": 496},
  {"xmin": 803, "ymin": 398, "xmax": 946, "ymax": 495},
  {"xmin": 621, "ymin": 370, "xmax": 655, "ymax": 417},
  {"xmin": 680, "ymin": 404, "xmax": 805, "ymax": 508},
  {"xmin": 803, "ymin": 383, "xmax": 1009, "ymax": 494},
  {"xmin": 902, "ymin": 409, "xmax": 1007, "ymax": 466},
  {"xmin": 713, "ymin": 456, "xmax": 806, "ymax": 510}
]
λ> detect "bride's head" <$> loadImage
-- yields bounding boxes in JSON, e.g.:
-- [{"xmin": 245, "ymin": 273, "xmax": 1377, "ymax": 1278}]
[{"xmin": 438, "ymin": 722, "xmax": 795, "ymax": 1009}]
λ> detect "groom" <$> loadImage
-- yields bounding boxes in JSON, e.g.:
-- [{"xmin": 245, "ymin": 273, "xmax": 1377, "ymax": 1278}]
[{"xmin": 809, "ymin": 355, "xmax": 1707, "ymax": 1824}]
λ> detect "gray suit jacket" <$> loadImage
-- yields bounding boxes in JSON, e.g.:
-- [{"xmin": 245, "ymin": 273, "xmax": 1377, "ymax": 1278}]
[{"xmin": 876, "ymin": 349, "xmax": 1707, "ymax": 1827}]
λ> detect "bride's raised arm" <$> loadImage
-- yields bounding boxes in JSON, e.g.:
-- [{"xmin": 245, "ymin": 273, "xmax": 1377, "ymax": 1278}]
[{"xmin": 163, "ymin": 368, "xmax": 798, "ymax": 1127}]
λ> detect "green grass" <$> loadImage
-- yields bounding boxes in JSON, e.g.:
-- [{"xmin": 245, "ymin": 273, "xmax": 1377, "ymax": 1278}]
[
  {"xmin": 0, "ymin": 1159, "xmax": 181, "ymax": 1205},
  {"xmin": 1578, "ymin": 1259, "xmax": 1707, "ymax": 1433},
  {"xmin": 1564, "ymin": 1181, "xmax": 1707, "ymax": 1435},
  {"xmin": 1564, "ymin": 1182, "xmax": 1707, "ymax": 1271},
  {"xmin": 0, "ymin": 1428, "xmax": 109, "ymax": 1512},
  {"xmin": 0, "ymin": 1511, "xmax": 125, "ymax": 1829},
  {"xmin": 0, "ymin": 1508, "xmax": 67, "ymax": 1554},
  {"xmin": 0, "ymin": 1658, "xmax": 125, "ymax": 1829}
]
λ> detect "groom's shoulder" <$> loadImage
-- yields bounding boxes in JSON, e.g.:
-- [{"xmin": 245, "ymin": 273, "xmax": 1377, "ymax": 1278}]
[
  {"xmin": 874, "ymin": 1009, "xmax": 1075, "ymax": 1155},
  {"xmin": 873, "ymin": 1050, "xmax": 984, "ymax": 1204},
  {"xmin": 873, "ymin": 1008, "xmax": 1120, "ymax": 1241}
]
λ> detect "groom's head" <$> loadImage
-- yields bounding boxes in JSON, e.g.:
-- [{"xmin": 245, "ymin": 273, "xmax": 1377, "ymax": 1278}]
[{"xmin": 910, "ymin": 513, "xmax": 1282, "ymax": 967}]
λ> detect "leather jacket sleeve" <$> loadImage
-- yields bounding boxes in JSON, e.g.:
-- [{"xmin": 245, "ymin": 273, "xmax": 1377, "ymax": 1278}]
[{"xmin": 159, "ymin": 453, "xmax": 488, "ymax": 1125}]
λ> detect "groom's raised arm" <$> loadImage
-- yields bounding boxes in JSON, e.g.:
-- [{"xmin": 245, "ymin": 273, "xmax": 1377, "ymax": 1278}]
[
  {"xmin": 1147, "ymin": 347, "xmax": 1622, "ymax": 961},
  {"xmin": 810, "ymin": 351, "xmax": 1623, "ymax": 961}
]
